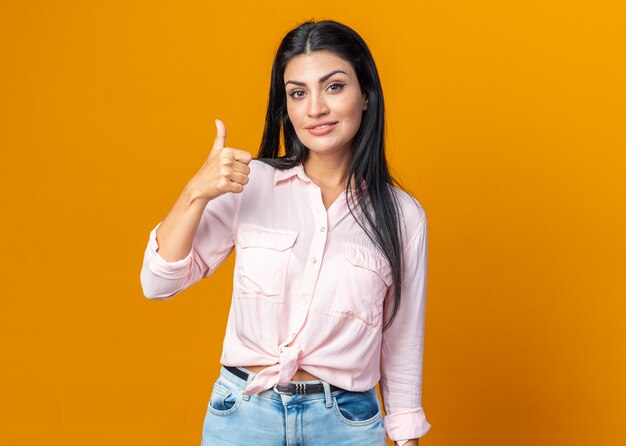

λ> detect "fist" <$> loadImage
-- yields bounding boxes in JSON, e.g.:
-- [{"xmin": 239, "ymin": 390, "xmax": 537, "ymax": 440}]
[{"xmin": 189, "ymin": 119, "xmax": 253, "ymax": 202}]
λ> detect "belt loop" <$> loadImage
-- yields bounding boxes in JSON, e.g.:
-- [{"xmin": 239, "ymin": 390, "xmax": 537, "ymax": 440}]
[
  {"xmin": 242, "ymin": 369, "xmax": 254, "ymax": 401},
  {"xmin": 321, "ymin": 380, "xmax": 333, "ymax": 408}
]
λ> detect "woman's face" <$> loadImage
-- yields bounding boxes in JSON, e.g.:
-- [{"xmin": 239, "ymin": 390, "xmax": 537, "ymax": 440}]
[{"xmin": 284, "ymin": 50, "xmax": 368, "ymax": 158}]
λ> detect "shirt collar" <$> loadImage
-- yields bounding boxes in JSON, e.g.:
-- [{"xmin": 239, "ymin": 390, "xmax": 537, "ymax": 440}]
[
  {"xmin": 273, "ymin": 162, "xmax": 310, "ymax": 186},
  {"xmin": 273, "ymin": 161, "xmax": 364, "ymax": 191}
]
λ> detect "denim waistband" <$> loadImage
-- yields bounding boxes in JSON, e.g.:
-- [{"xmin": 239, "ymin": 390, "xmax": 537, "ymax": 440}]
[{"xmin": 218, "ymin": 365, "xmax": 348, "ymax": 402}]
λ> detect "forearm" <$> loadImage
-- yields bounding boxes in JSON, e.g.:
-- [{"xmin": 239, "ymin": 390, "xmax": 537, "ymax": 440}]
[
  {"xmin": 383, "ymin": 388, "xmax": 419, "ymax": 446},
  {"xmin": 154, "ymin": 184, "xmax": 210, "ymax": 262}
]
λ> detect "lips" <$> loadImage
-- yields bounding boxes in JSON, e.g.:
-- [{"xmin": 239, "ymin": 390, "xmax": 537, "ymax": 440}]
[
  {"xmin": 306, "ymin": 121, "xmax": 338, "ymax": 129},
  {"xmin": 306, "ymin": 121, "xmax": 338, "ymax": 136}
]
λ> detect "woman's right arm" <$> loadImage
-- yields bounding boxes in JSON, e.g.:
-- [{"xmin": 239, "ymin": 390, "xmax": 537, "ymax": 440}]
[
  {"xmin": 139, "ymin": 119, "xmax": 252, "ymax": 300},
  {"xmin": 153, "ymin": 186, "xmax": 210, "ymax": 264}
]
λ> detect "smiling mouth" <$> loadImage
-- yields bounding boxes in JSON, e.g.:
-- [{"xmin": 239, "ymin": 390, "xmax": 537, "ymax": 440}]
[{"xmin": 308, "ymin": 122, "xmax": 338, "ymax": 130}]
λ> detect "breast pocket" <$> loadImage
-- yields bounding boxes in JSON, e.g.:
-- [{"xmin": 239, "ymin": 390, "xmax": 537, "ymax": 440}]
[
  {"xmin": 326, "ymin": 243, "xmax": 392, "ymax": 334},
  {"xmin": 236, "ymin": 224, "xmax": 298, "ymax": 303}
]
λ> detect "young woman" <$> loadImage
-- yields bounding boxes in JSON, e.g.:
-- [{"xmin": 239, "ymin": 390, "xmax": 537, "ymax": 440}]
[{"xmin": 140, "ymin": 19, "xmax": 431, "ymax": 446}]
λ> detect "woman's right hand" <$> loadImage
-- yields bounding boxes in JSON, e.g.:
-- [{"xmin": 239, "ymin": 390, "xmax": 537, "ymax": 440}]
[{"xmin": 187, "ymin": 119, "xmax": 253, "ymax": 203}]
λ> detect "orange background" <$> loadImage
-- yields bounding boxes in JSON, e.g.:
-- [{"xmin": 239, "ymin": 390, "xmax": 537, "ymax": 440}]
[{"xmin": 1, "ymin": 1, "xmax": 624, "ymax": 445}]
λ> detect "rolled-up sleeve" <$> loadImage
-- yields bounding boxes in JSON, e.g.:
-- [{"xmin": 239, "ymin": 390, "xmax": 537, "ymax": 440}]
[
  {"xmin": 380, "ymin": 213, "xmax": 431, "ymax": 442},
  {"xmin": 139, "ymin": 189, "xmax": 240, "ymax": 300}
]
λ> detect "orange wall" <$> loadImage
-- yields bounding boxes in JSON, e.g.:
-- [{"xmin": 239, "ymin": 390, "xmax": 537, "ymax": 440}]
[{"xmin": 1, "ymin": 1, "xmax": 624, "ymax": 445}]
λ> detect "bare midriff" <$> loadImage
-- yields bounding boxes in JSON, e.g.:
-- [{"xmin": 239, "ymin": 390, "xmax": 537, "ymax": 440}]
[{"xmin": 242, "ymin": 365, "xmax": 321, "ymax": 382}]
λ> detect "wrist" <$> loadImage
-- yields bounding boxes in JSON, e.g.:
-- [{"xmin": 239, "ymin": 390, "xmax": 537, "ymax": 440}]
[{"xmin": 182, "ymin": 183, "xmax": 210, "ymax": 209}]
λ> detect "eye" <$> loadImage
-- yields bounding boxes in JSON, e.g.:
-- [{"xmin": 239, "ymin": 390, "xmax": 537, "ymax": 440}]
[
  {"xmin": 328, "ymin": 82, "xmax": 345, "ymax": 92},
  {"xmin": 288, "ymin": 90, "xmax": 305, "ymax": 99}
]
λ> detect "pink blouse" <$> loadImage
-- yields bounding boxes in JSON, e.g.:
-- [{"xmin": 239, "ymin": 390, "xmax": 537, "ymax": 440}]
[{"xmin": 140, "ymin": 160, "xmax": 431, "ymax": 443}]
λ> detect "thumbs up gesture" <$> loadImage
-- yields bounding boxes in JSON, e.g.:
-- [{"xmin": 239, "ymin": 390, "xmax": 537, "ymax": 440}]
[{"xmin": 188, "ymin": 119, "xmax": 253, "ymax": 202}]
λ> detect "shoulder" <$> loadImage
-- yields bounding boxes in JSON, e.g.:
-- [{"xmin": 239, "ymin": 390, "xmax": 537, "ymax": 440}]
[
  {"xmin": 249, "ymin": 158, "xmax": 275, "ymax": 175},
  {"xmin": 246, "ymin": 158, "xmax": 277, "ymax": 185},
  {"xmin": 389, "ymin": 185, "xmax": 427, "ymax": 243},
  {"xmin": 390, "ymin": 185, "xmax": 427, "ymax": 225},
  {"xmin": 239, "ymin": 158, "xmax": 285, "ymax": 202}
]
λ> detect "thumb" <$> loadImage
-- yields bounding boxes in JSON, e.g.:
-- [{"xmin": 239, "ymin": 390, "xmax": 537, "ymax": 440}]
[{"xmin": 211, "ymin": 119, "xmax": 227, "ymax": 153}]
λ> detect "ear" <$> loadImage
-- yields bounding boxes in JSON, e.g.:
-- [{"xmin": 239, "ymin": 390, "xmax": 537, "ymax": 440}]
[{"xmin": 363, "ymin": 93, "xmax": 369, "ymax": 111}]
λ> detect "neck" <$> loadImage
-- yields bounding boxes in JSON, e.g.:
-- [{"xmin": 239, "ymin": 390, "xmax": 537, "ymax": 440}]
[{"xmin": 302, "ymin": 150, "xmax": 352, "ymax": 190}]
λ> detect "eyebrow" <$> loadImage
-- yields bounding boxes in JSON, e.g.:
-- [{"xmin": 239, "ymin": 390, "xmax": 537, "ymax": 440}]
[{"xmin": 285, "ymin": 70, "xmax": 348, "ymax": 87}]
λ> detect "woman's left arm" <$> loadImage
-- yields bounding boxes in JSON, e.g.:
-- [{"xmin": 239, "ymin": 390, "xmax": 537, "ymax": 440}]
[{"xmin": 379, "ymin": 212, "xmax": 431, "ymax": 443}]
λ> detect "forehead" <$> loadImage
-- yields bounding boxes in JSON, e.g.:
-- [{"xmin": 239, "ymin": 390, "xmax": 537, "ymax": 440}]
[{"xmin": 283, "ymin": 50, "xmax": 354, "ymax": 80}]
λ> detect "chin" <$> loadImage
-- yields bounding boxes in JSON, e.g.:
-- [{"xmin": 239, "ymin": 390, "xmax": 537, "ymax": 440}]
[
  {"xmin": 306, "ymin": 146, "xmax": 343, "ymax": 156},
  {"xmin": 303, "ymin": 139, "xmax": 346, "ymax": 153}
]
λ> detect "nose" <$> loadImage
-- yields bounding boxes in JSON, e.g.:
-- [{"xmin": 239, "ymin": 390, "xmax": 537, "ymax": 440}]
[{"xmin": 306, "ymin": 91, "xmax": 329, "ymax": 118}]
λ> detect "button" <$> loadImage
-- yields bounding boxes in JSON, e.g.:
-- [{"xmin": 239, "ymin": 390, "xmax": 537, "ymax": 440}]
[
  {"xmin": 312, "ymin": 257, "xmax": 317, "ymax": 264},
  {"xmin": 291, "ymin": 331, "xmax": 297, "ymax": 337},
  {"xmin": 301, "ymin": 297, "xmax": 308, "ymax": 304},
  {"xmin": 320, "ymin": 226, "xmax": 326, "ymax": 232}
]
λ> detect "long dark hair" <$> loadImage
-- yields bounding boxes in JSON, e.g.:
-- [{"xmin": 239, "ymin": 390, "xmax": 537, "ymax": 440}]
[{"xmin": 257, "ymin": 19, "xmax": 413, "ymax": 332}]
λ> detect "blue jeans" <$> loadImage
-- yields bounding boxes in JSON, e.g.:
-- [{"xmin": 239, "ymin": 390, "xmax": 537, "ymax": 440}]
[{"xmin": 201, "ymin": 365, "xmax": 387, "ymax": 445}]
